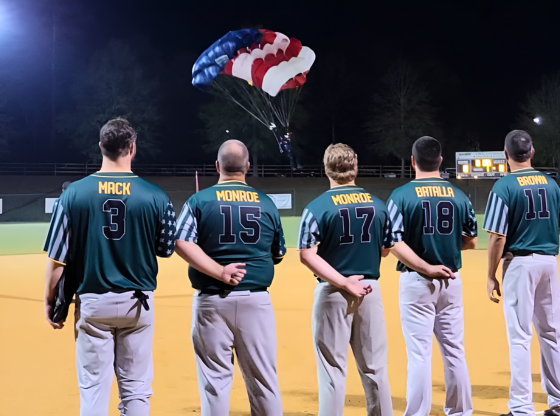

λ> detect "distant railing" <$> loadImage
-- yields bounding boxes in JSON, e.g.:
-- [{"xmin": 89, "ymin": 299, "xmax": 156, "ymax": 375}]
[
  {"xmin": 0, "ymin": 162, "xmax": 415, "ymax": 178},
  {"xmin": 0, "ymin": 162, "xmax": 556, "ymax": 178}
]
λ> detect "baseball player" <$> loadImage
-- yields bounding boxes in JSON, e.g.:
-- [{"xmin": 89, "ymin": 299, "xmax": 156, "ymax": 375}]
[
  {"xmin": 485, "ymin": 130, "xmax": 560, "ymax": 416},
  {"xmin": 44, "ymin": 118, "xmax": 176, "ymax": 416},
  {"xmin": 387, "ymin": 136, "xmax": 478, "ymax": 416},
  {"xmin": 175, "ymin": 139, "xmax": 285, "ymax": 416},
  {"xmin": 298, "ymin": 143, "xmax": 455, "ymax": 416}
]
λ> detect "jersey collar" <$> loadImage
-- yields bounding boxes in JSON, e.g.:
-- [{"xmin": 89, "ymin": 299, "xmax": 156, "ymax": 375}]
[
  {"xmin": 215, "ymin": 180, "xmax": 248, "ymax": 186},
  {"xmin": 327, "ymin": 184, "xmax": 359, "ymax": 192},
  {"xmin": 511, "ymin": 167, "xmax": 536, "ymax": 174},
  {"xmin": 411, "ymin": 177, "xmax": 445, "ymax": 183},
  {"xmin": 92, "ymin": 172, "xmax": 138, "ymax": 178}
]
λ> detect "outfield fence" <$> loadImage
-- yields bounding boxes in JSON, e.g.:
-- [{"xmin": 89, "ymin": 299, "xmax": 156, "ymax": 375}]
[{"xmin": 0, "ymin": 162, "xmax": 418, "ymax": 178}]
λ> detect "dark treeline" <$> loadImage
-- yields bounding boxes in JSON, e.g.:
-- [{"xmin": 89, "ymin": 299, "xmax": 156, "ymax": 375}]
[{"xmin": 0, "ymin": 0, "xmax": 558, "ymax": 168}]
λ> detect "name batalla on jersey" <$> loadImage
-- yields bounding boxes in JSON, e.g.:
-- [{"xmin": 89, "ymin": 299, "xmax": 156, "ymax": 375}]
[
  {"xmin": 414, "ymin": 185, "xmax": 456, "ymax": 198},
  {"xmin": 299, "ymin": 185, "xmax": 394, "ymax": 280}
]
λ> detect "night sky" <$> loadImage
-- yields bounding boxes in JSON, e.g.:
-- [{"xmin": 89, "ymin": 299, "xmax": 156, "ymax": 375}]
[{"xmin": 1, "ymin": 0, "xmax": 559, "ymax": 165}]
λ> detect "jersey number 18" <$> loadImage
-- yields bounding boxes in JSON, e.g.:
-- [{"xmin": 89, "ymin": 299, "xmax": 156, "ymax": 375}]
[{"xmin": 421, "ymin": 200, "xmax": 454, "ymax": 235}]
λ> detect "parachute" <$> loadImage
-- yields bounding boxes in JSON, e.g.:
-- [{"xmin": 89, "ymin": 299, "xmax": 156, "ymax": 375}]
[{"xmin": 192, "ymin": 29, "xmax": 316, "ymax": 168}]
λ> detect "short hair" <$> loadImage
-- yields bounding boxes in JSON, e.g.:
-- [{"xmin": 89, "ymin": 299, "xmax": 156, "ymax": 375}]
[
  {"xmin": 217, "ymin": 140, "xmax": 249, "ymax": 175},
  {"xmin": 505, "ymin": 130, "xmax": 533, "ymax": 162},
  {"xmin": 99, "ymin": 118, "xmax": 137, "ymax": 161},
  {"xmin": 412, "ymin": 136, "xmax": 442, "ymax": 172},
  {"xmin": 62, "ymin": 181, "xmax": 72, "ymax": 193},
  {"xmin": 323, "ymin": 143, "xmax": 357, "ymax": 184}
]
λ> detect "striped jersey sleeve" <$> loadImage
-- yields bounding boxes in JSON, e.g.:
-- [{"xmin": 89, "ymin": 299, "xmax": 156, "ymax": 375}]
[
  {"xmin": 386, "ymin": 198, "xmax": 404, "ymax": 242},
  {"xmin": 483, "ymin": 191, "xmax": 509, "ymax": 235},
  {"xmin": 463, "ymin": 200, "xmax": 478, "ymax": 237},
  {"xmin": 45, "ymin": 199, "xmax": 71, "ymax": 265},
  {"xmin": 383, "ymin": 215, "xmax": 395, "ymax": 248},
  {"xmin": 43, "ymin": 198, "xmax": 60, "ymax": 252},
  {"xmin": 175, "ymin": 201, "xmax": 198, "ymax": 243},
  {"xmin": 298, "ymin": 208, "xmax": 320, "ymax": 249},
  {"xmin": 156, "ymin": 199, "xmax": 177, "ymax": 257}
]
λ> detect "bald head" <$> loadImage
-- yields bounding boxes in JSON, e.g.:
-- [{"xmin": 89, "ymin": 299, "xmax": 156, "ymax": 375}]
[{"xmin": 217, "ymin": 140, "xmax": 249, "ymax": 175}]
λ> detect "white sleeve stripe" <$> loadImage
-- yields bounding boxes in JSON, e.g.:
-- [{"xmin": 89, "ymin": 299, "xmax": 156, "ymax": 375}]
[
  {"xmin": 499, "ymin": 205, "xmax": 509, "ymax": 235},
  {"xmin": 491, "ymin": 197, "xmax": 503, "ymax": 232},
  {"xmin": 483, "ymin": 193, "xmax": 496, "ymax": 230},
  {"xmin": 393, "ymin": 213, "xmax": 404, "ymax": 232},
  {"xmin": 387, "ymin": 200, "xmax": 394, "ymax": 213},
  {"xmin": 389, "ymin": 203, "xmax": 398, "ymax": 222},
  {"xmin": 50, "ymin": 213, "xmax": 68, "ymax": 259}
]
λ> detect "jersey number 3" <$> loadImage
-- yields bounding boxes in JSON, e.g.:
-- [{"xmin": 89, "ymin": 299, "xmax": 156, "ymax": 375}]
[
  {"xmin": 338, "ymin": 206, "xmax": 375, "ymax": 244},
  {"xmin": 219, "ymin": 205, "xmax": 261, "ymax": 244},
  {"xmin": 103, "ymin": 199, "xmax": 127, "ymax": 240}
]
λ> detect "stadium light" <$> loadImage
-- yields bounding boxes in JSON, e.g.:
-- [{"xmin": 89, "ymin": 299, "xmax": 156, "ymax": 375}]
[
  {"xmin": 225, "ymin": 130, "xmax": 229, "ymax": 133},
  {"xmin": 534, "ymin": 116, "xmax": 543, "ymax": 125}
]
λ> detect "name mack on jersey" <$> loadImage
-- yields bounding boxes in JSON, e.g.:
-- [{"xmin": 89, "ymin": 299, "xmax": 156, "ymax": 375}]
[
  {"xmin": 415, "ymin": 186, "xmax": 455, "ymax": 198},
  {"xmin": 99, "ymin": 181, "xmax": 131, "ymax": 195}
]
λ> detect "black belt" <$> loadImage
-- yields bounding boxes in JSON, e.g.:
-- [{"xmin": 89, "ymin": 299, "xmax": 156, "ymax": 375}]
[
  {"xmin": 131, "ymin": 290, "xmax": 150, "ymax": 311},
  {"xmin": 199, "ymin": 287, "xmax": 267, "ymax": 297}
]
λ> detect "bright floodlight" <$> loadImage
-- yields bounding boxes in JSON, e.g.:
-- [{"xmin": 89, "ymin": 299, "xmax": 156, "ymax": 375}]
[
  {"xmin": 225, "ymin": 130, "xmax": 229, "ymax": 133},
  {"xmin": 534, "ymin": 116, "xmax": 543, "ymax": 125}
]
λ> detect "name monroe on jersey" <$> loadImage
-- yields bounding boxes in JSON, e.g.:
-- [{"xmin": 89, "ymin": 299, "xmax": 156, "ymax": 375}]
[
  {"xmin": 331, "ymin": 192, "xmax": 373, "ymax": 205},
  {"xmin": 216, "ymin": 189, "xmax": 260, "ymax": 202}
]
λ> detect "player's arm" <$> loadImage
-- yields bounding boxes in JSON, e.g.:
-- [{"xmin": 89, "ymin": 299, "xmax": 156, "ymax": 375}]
[
  {"xmin": 44, "ymin": 259, "xmax": 65, "ymax": 329},
  {"xmin": 299, "ymin": 246, "xmax": 371, "ymax": 297},
  {"xmin": 462, "ymin": 235, "xmax": 478, "ymax": 250},
  {"xmin": 386, "ymin": 197, "xmax": 453, "ymax": 278},
  {"xmin": 461, "ymin": 199, "xmax": 478, "ymax": 250},
  {"xmin": 298, "ymin": 209, "xmax": 370, "ymax": 297},
  {"xmin": 175, "ymin": 240, "xmax": 246, "ymax": 285},
  {"xmin": 271, "ymin": 214, "xmax": 286, "ymax": 265},
  {"xmin": 487, "ymin": 232, "xmax": 506, "ymax": 303},
  {"xmin": 44, "ymin": 198, "xmax": 70, "ymax": 329},
  {"xmin": 391, "ymin": 242, "xmax": 454, "ymax": 278},
  {"xmin": 483, "ymin": 191, "xmax": 509, "ymax": 303},
  {"xmin": 174, "ymin": 200, "xmax": 245, "ymax": 285}
]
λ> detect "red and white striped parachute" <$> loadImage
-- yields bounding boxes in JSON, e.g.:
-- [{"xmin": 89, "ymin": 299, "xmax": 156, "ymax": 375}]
[{"xmin": 222, "ymin": 30, "xmax": 315, "ymax": 97}]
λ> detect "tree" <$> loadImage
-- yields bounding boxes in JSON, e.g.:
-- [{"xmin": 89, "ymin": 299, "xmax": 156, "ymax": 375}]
[
  {"xmin": 58, "ymin": 40, "xmax": 163, "ymax": 161},
  {"xmin": 519, "ymin": 72, "xmax": 560, "ymax": 168},
  {"xmin": 364, "ymin": 60, "xmax": 437, "ymax": 177}
]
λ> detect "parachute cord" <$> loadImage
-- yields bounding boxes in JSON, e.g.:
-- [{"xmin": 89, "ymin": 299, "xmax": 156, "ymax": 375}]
[{"xmin": 211, "ymin": 83, "xmax": 270, "ymax": 128}]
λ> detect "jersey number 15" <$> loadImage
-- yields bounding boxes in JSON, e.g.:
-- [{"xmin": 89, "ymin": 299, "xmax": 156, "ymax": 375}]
[{"xmin": 219, "ymin": 205, "xmax": 261, "ymax": 244}]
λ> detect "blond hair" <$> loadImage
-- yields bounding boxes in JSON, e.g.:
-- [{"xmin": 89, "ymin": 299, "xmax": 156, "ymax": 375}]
[{"xmin": 323, "ymin": 143, "xmax": 357, "ymax": 184}]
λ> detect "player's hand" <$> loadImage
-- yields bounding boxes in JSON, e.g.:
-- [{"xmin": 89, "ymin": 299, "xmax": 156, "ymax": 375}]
[
  {"xmin": 487, "ymin": 276, "xmax": 501, "ymax": 304},
  {"xmin": 219, "ymin": 263, "xmax": 247, "ymax": 286},
  {"xmin": 342, "ymin": 275, "xmax": 371, "ymax": 298},
  {"xmin": 425, "ymin": 265, "xmax": 455, "ymax": 279},
  {"xmin": 45, "ymin": 299, "xmax": 64, "ymax": 330}
]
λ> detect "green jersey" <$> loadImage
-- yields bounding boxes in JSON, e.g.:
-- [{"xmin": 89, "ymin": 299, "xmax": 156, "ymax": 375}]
[
  {"xmin": 298, "ymin": 185, "xmax": 394, "ymax": 279},
  {"xmin": 483, "ymin": 167, "xmax": 560, "ymax": 256},
  {"xmin": 175, "ymin": 180, "xmax": 286, "ymax": 291},
  {"xmin": 45, "ymin": 172, "xmax": 176, "ymax": 294},
  {"xmin": 387, "ymin": 177, "xmax": 477, "ymax": 272}
]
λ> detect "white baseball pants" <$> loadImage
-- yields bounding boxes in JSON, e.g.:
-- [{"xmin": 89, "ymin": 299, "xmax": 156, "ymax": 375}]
[
  {"xmin": 399, "ymin": 271, "xmax": 473, "ymax": 416},
  {"xmin": 503, "ymin": 254, "xmax": 560, "ymax": 416},
  {"xmin": 191, "ymin": 290, "xmax": 283, "ymax": 416},
  {"xmin": 313, "ymin": 280, "xmax": 393, "ymax": 416},
  {"xmin": 76, "ymin": 291, "xmax": 155, "ymax": 416}
]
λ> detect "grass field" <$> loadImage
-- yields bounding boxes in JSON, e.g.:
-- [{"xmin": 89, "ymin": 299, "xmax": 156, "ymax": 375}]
[
  {"xmin": 0, "ymin": 249, "xmax": 549, "ymax": 415},
  {"xmin": 0, "ymin": 215, "xmax": 489, "ymax": 256}
]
